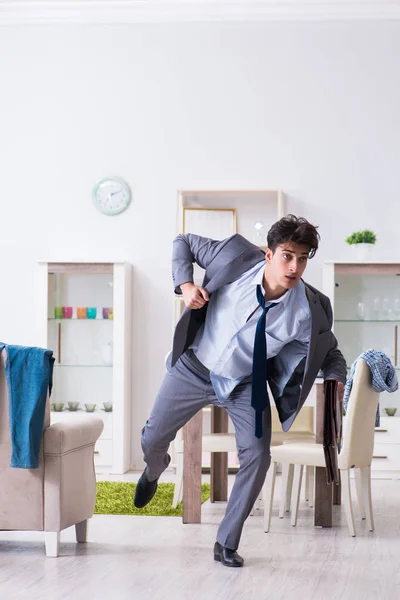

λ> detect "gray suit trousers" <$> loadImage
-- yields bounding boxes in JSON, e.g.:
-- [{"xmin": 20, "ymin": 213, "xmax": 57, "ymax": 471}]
[{"xmin": 141, "ymin": 350, "xmax": 272, "ymax": 550}]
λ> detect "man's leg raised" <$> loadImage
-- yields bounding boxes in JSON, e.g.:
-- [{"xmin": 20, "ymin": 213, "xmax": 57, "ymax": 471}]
[{"xmin": 135, "ymin": 351, "xmax": 211, "ymax": 508}]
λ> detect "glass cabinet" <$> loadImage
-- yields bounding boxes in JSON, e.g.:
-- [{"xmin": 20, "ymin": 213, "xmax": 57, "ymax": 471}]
[
  {"xmin": 323, "ymin": 262, "xmax": 400, "ymax": 412},
  {"xmin": 38, "ymin": 261, "xmax": 132, "ymax": 473}
]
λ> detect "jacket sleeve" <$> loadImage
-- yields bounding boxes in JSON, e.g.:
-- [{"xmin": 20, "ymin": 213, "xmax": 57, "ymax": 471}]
[
  {"xmin": 172, "ymin": 233, "xmax": 234, "ymax": 294},
  {"xmin": 320, "ymin": 296, "xmax": 347, "ymax": 384}
]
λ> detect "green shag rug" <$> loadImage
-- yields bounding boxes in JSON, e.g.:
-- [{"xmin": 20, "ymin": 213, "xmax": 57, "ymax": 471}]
[{"xmin": 94, "ymin": 481, "xmax": 211, "ymax": 517}]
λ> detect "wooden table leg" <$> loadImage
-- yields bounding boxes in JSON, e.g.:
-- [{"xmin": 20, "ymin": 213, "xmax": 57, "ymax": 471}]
[
  {"xmin": 182, "ymin": 411, "xmax": 202, "ymax": 524},
  {"xmin": 314, "ymin": 466, "xmax": 333, "ymax": 526},
  {"xmin": 210, "ymin": 406, "xmax": 229, "ymax": 502},
  {"xmin": 314, "ymin": 381, "xmax": 333, "ymax": 527},
  {"xmin": 333, "ymin": 471, "xmax": 342, "ymax": 505}
]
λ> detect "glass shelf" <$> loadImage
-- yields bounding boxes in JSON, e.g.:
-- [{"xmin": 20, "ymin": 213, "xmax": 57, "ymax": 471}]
[
  {"xmin": 51, "ymin": 409, "xmax": 112, "ymax": 413},
  {"xmin": 48, "ymin": 318, "xmax": 112, "ymax": 321},
  {"xmin": 336, "ymin": 319, "xmax": 400, "ymax": 323},
  {"xmin": 54, "ymin": 364, "xmax": 113, "ymax": 368},
  {"xmin": 379, "ymin": 416, "xmax": 400, "ymax": 419}
]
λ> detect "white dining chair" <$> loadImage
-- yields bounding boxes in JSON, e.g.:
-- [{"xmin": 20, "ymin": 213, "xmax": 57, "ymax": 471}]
[{"xmin": 263, "ymin": 358, "xmax": 379, "ymax": 537}]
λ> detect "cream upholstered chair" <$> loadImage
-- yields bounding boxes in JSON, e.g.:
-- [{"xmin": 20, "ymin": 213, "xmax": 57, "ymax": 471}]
[
  {"xmin": 172, "ymin": 404, "xmax": 315, "ymax": 508},
  {"xmin": 0, "ymin": 349, "xmax": 104, "ymax": 557},
  {"xmin": 252, "ymin": 406, "xmax": 315, "ymax": 515},
  {"xmin": 263, "ymin": 359, "xmax": 379, "ymax": 537},
  {"xmin": 270, "ymin": 406, "xmax": 315, "ymax": 446}
]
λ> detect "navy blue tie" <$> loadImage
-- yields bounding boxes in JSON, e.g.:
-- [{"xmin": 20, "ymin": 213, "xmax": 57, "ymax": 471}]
[{"xmin": 251, "ymin": 285, "xmax": 277, "ymax": 439}]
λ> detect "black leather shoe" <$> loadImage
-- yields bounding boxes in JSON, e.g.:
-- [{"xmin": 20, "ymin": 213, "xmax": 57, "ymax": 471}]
[
  {"xmin": 134, "ymin": 471, "xmax": 158, "ymax": 508},
  {"xmin": 213, "ymin": 542, "xmax": 244, "ymax": 567},
  {"xmin": 134, "ymin": 455, "xmax": 170, "ymax": 509}
]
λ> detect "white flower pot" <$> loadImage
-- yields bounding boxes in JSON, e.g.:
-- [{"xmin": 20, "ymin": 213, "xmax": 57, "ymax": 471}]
[{"xmin": 353, "ymin": 243, "xmax": 374, "ymax": 261}]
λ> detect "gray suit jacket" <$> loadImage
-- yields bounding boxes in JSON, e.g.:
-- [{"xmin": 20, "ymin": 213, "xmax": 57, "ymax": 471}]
[{"xmin": 171, "ymin": 233, "xmax": 347, "ymax": 431}]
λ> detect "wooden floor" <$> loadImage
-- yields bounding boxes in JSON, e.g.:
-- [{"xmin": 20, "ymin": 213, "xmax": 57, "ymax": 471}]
[{"xmin": 1, "ymin": 473, "xmax": 400, "ymax": 600}]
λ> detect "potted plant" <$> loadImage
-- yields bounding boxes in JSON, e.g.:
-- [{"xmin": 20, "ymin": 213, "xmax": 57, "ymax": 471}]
[{"xmin": 345, "ymin": 229, "xmax": 377, "ymax": 260}]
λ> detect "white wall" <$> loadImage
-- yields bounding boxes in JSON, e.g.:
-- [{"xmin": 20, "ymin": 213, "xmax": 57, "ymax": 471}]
[{"xmin": 1, "ymin": 21, "xmax": 400, "ymax": 468}]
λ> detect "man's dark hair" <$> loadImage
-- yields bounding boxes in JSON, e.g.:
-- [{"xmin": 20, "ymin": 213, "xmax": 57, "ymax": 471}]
[{"xmin": 267, "ymin": 214, "xmax": 320, "ymax": 258}]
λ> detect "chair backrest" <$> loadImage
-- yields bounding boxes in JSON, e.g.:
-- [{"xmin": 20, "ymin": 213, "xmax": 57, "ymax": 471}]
[
  {"xmin": 0, "ymin": 348, "xmax": 49, "ymax": 531},
  {"xmin": 271, "ymin": 405, "xmax": 314, "ymax": 434},
  {"xmin": 338, "ymin": 358, "xmax": 380, "ymax": 470}
]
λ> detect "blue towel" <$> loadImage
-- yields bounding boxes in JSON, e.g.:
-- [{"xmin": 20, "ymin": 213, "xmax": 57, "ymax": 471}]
[
  {"xmin": 0, "ymin": 343, "xmax": 54, "ymax": 468},
  {"xmin": 344, "ymin": 350, "xmax": 398, "ymax": 428}
]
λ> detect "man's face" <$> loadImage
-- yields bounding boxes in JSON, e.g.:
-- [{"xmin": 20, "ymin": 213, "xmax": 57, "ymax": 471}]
[{"xmin": 265, "ymin": 242, "xmax": 309, "ymax": 290}]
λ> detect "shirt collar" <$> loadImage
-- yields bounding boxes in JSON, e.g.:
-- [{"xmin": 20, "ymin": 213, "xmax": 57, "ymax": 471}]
[{"xmin": 251, "ymin": 261, "xmax": 292, "ymax": 307}]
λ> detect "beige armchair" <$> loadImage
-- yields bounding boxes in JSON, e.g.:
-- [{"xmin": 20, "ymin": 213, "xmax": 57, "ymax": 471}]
[{"xmin": 0, "ymin": 350, "xmax": 104, "ymax": 557}]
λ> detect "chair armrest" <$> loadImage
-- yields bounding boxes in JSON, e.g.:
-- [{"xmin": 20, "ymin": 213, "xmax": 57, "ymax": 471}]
[
  {"xmin": 43, "ymin": 417, "xmax": 104, "ymax": 533},
  {"xmin": 44, "ymin": 417, "xmax": 104, "ymax": 456}
]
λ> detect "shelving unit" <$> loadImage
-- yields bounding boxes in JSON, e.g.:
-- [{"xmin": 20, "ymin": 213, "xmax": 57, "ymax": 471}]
[
  {"xmin": 38, "ymin": 261, "xmax": 132, "ymax": 474},
  {"xmin": 177, "ymin": 189, "xmax": 285, "ymax": 245},
  {"xmin": 323, "ymin": 261, "xmax": 400, "ymax": 478}
]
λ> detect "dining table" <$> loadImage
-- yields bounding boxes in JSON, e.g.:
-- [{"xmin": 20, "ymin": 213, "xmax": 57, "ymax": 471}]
[{"xmin": 182, "ymin": 379, "xmax": 341, "ymax": 525}]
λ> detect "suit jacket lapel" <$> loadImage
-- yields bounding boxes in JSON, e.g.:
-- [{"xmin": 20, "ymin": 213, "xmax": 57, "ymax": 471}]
[
  {"xmin": 275, "ymin": 284, "xmax": 330, "ymax": 430},
  {"xmin": 302, "ymin": 284, "xmax": 329, "ymax": 394},
  {"xmin": 305, "ymin": 284, "xmax": 320, "ymax": 366}
]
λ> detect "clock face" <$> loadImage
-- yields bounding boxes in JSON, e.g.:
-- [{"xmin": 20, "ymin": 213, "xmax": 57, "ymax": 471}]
[{"xmin": 92, "ymin": 177, "xmax": 131, "ymax": 215}]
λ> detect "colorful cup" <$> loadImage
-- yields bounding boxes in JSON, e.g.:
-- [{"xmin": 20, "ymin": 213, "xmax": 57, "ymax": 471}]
[
  {"xmin": 102, "ymin": 307, "xmax": 110, "ymax": 319},
  {"xmin": 108, "ymin": 308, "xmax": 114, "ymax": 320},
  {"xmin": 77, "ymin": 307, "xmax": 87, "ymax": 319},
  {"xmin": 54, "ymin": 306, "xmax": 63, "ymax": 319},
  {"xmin": 87, "ymin": 307, "xmax": 97, "ymax": 319},
  {"xmin": 62, "ymin": 306, "xmax": 73, "ymax": 319}
]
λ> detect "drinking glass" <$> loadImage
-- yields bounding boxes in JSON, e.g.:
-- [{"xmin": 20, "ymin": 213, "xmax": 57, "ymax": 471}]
[
  {"xmin": 382, "ymin": 297, "xmax": 392, "ymax": 319},
  {"xmin": 394, "ymin": 297, "xmax": 400, "ymax": 317},
  {"xmin": 356, "ymin": 301, "xmax": 365, "ymax": 320},
  {"xmin": 372, "ymin": 297, "xmax": 381, "ymax": 320}
]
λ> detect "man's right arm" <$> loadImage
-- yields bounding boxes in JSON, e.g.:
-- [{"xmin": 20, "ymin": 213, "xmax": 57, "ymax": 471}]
[{"xmin": 172, "ymin": 233, "xmax": 234, "ymax": 294}]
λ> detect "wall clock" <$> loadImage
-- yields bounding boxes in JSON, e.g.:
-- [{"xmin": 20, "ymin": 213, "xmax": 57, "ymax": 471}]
[{"xmin": 92, "ymin": 177, "xmax": 131, "ymax": 215}]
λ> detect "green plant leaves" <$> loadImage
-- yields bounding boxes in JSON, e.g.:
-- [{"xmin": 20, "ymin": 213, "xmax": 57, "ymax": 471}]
[{"xmin": 345, "ymin": 230, "xmax": 377, "ymax": 245}]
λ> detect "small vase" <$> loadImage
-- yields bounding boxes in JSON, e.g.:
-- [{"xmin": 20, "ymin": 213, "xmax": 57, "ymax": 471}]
[{"xmin": 354, "ymin": 243, "xmax": 374, "ymax": 261}]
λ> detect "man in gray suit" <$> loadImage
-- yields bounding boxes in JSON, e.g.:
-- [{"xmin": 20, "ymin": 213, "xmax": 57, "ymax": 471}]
[{"xmin": 135, "ymin": 214, "xmax": 346, "ymax": 567}]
